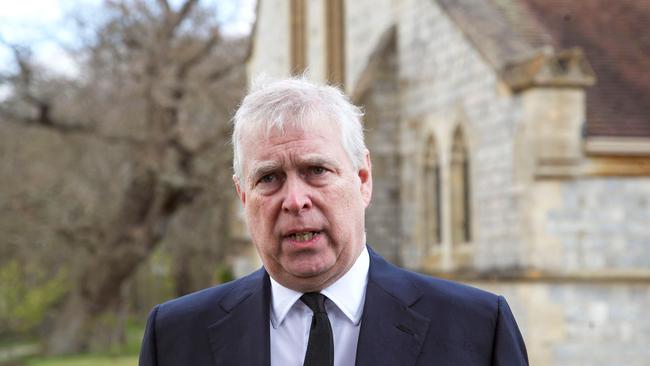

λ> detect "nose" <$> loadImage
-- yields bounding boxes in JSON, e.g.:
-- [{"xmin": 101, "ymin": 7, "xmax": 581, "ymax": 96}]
[{"xmin": 281, "ymin": 174, "xmax": 312, "ymax": 214}]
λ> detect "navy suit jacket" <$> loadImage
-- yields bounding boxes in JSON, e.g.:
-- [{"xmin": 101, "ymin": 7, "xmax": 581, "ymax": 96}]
[{"xmin": 139, "ymin": 249, "xmax": 528, "ymax": 365}]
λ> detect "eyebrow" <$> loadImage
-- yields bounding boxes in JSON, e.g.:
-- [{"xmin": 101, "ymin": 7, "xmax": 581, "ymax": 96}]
[
  {"xmin": 248, "ymin": 161, "xmax": 282, "ymax": 183},
  {"xmin": 298, "ymin": 155, "xmax": 338, "ymax": 169},
  {"xmin": 247, "ymin": 155, "xmax": 340, "ymax": 183}
]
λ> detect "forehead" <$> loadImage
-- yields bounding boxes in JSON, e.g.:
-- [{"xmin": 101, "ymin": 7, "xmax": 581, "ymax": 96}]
[
  {"xmin": 242, "ymin": 121, "xmax": 345, "ymax": 169},
  {"xmin": 243, "ymin": 117, "xmax": 340, "ymax": 149}
]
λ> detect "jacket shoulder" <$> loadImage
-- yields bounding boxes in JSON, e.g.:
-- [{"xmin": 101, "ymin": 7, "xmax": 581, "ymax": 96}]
[
  {"xmin": 407, "ymin": 269, "xmax": 499, "ymax": 310},
  {"xmin": 369, "ymin": 249, "xmax": 499, "ymax": 314},
  {"xmin": 155, "ymin": 268, "xmax": 266, "ymax": 326}
]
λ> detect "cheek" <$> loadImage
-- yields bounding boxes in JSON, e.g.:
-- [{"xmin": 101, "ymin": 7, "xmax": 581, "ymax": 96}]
[
  {"xmin": 246, "ymin": 195, "xmax": 279, "ymax": 231},
  {"xmin": 330, "ymin": 181, "xmax": 360, "ymax": 208},
  {"xmin": 246, "ymin": 193, "xmax": 266, "ymax": 214},
  {"xmin": 323, "ymin": 183, "xmax": 363, "ymax": 225},
  {"xmin": 244, "ymin": 197, "xmax": 263, "ymax": 229}
]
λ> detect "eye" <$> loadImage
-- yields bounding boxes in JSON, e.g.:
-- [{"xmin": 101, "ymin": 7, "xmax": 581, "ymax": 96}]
[
  {"xmin": 258, "ymin": 174, "xmax": 276, "ymax": 185},
  {"xmin": 310, "ymin": 166, "xmax": 326, "ymax": 175}
]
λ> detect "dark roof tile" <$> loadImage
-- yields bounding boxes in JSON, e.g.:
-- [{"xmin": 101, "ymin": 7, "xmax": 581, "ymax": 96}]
[{"xmin": 521, "ymin": 0, "xmax": 650, "ymax": 137}]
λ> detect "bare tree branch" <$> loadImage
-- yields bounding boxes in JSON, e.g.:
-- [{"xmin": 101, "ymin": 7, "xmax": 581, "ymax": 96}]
[
  {"xmin": 161, "ymin": 0, "xmax": 199, "ymax": 41},
  {"xmin": 177, "ymin": 28, "xmax": 221, "ymax": 80},
  {"xmin": 173, "ymin": 0, "xmax": 200, "ymax": 31},
  {"xmin": 207, "ymin": 62, "xmax": 241, "ymax": 82},
  {"xmin": 1, "ymin": 0, "xmax": 248, "ymax": 354},
  {"xmin": 0, "ymin": 107, "xmax": 145, "ymax": 146},
  {"xmin": 156, "ymin": 0, "xmax": 171, "ymax": 15}
]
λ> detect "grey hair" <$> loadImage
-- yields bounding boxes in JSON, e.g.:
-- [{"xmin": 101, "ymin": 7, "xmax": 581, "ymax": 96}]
[{"xmin": 232, "ymin": 77, "xmax": 366, "ymax": 184}]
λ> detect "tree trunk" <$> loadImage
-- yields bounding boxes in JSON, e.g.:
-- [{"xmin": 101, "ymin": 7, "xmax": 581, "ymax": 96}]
[
  {"xmin": 44, "ymin": 170, "xmax": 196, "ymax": 355},
  {"xmin": 172, "ymin": 251, "xmax": 193, "ymax": 297},
  {"xmin": 44, "ymin": 293, "xmax": 92, "ymax": 355}
]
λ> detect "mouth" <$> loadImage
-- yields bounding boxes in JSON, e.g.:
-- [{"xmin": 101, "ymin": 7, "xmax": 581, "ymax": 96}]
[{"xmin": 286, "ymin": 231, "xmax": 321, "ymax": 242}]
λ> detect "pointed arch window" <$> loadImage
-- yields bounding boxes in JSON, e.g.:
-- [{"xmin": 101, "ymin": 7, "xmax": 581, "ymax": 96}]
[
  {"xmin": 450, "ymin": 127, "xmax": 471, "ymax": 245},
  {"xmin": 423, "ymin": 135, "xmax": 442, "ymax": 247}
]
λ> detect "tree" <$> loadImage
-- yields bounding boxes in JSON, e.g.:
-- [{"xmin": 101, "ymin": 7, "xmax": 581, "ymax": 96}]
[{"xmin": 0, "ymin": 0, "xmax": 251, "ymax": 354}]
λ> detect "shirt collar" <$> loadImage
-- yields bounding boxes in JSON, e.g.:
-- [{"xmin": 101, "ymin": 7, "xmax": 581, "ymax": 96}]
[{"xmin": 270, "ymin": 245, "xmax": 370, "ymax": 328}]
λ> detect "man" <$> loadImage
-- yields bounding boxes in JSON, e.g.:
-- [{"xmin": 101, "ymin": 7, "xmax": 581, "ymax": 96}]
[{"xmin": 139, "ymin": 78, "xmax": 529, "ymax": 365}]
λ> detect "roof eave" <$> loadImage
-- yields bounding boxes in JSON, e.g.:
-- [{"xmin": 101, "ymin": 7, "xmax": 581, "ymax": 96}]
[{"xmin": 501, "ymin": 47, "xmax": 596, "ymax": 92}]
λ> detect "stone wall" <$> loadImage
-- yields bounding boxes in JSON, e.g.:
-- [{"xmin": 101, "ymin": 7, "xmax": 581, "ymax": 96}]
[
  {"xmin": 474, "ymin": 281, "xmax": 650, "ymax": 366},
  {"xmin": 344, "ymin": 0, "xmax": 394, "ymax": 92},
  {"xmin": 247, "ymin": 0, "xmax": 291, "ymax": 80},
  {"xmin": 395, "ymin": 0, "xmax": 525, "ymax": 270},
  {"xmin": 305, "ymin": 0, "xmax": 326, "ymax": 82},
  {"xmin": 359, "ymin": 36, "xmax": 401, "ymax": 263},
  {"xmin": 528, "ymin": 178, "xmax": 650, "ymax": 271}
]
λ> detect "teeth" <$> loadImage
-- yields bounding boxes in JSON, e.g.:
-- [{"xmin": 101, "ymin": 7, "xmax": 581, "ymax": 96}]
[{"xmin": 291, "ymin": 232, "xmax": 317, "ymax": 242}]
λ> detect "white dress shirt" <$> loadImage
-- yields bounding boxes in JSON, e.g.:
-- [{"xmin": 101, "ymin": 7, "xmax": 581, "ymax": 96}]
[{"xmin": 269, "ymin": 246, "xmax": 370, "ymax": 366}]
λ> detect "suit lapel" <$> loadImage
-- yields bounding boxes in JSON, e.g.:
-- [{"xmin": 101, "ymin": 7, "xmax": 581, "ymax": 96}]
[
  {"xmin": 355, "ymin": 250, "xmax": 431, "ymax": 366},
  {"xmin": 207, "ymin": 269, "xmax": 271, "ymax": 366},
  {"xmin": 204, "ymin": 250, "xmax": 431, "ymax": 366}
]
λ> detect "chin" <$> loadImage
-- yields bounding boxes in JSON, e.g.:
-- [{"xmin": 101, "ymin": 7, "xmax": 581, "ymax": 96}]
[{"xmin": 287, "ymin": 261, "xmax": 334, "ymax": 279}]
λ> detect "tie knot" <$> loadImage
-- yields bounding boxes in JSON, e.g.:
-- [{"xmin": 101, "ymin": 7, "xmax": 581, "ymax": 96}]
[{"xmin": 300, "ymin": 292, "xmax": 328, "ymax": 314}]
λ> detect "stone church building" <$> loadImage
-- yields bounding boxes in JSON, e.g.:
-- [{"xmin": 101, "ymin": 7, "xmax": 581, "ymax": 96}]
[{"xmin": 242, "ymin": 0, "xmax": 650, "ymax": 364}]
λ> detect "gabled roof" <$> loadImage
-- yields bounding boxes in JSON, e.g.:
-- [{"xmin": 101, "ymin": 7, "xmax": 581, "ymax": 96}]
[
  {"xmin": 523, "ymin": 0, "xmax": 650, "ymax": 137},
  {"xmin": 438, "ymin": 0, "xmax": 650, "ymax": 138}
]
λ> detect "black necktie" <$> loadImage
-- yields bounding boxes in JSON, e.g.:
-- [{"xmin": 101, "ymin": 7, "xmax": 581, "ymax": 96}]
[{"xmin": 300, "ymin": 292, "xmax": 334, "ymax": 366}]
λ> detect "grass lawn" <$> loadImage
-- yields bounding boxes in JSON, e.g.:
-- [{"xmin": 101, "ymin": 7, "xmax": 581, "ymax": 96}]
[
  {"xmin": 25, "ymin": 354, "xmax": 138, "ymax": 366},
  {"xmin": 6, "ymin": 321, "xmax": 144, "ymax": 366}
]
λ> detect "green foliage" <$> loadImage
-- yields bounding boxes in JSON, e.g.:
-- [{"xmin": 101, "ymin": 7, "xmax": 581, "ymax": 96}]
[
  {"xmin": 122, "ymin": 321, "xmax": 145, "ymax": 356},
  {"xmin": 150, "ymin": 249, "xmax": 177, "ymax": 300},
  {"xmin": 0, "ymin": 261, "xmax": 69, "ymax": 337},
  {"xmin": 214, "ymin": 264, "xmax": 235, "ymax": 284},
  {"xmin": 86, "ymin": 316, "xmax": 144, "ymax": 356}
]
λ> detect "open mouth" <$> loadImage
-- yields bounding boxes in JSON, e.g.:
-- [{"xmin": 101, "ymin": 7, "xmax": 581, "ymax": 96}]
[{"xmin": 287, "ymin": 231, "xmax": 321, "ymax": 242}]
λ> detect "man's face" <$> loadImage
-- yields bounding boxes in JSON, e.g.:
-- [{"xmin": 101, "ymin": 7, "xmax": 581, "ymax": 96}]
[{"xmin": 235, "ymin": 120, "xmax": 372, "ymax": 292}]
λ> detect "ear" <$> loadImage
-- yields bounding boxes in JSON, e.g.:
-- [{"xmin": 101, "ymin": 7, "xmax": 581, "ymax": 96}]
[
  {"xmin": 358, "ymin": 149, "xmax": 372, "ymax": 208},
  {"xmin": 233, "ymin": 175, "xmax": 246, "ymax": 205}
]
